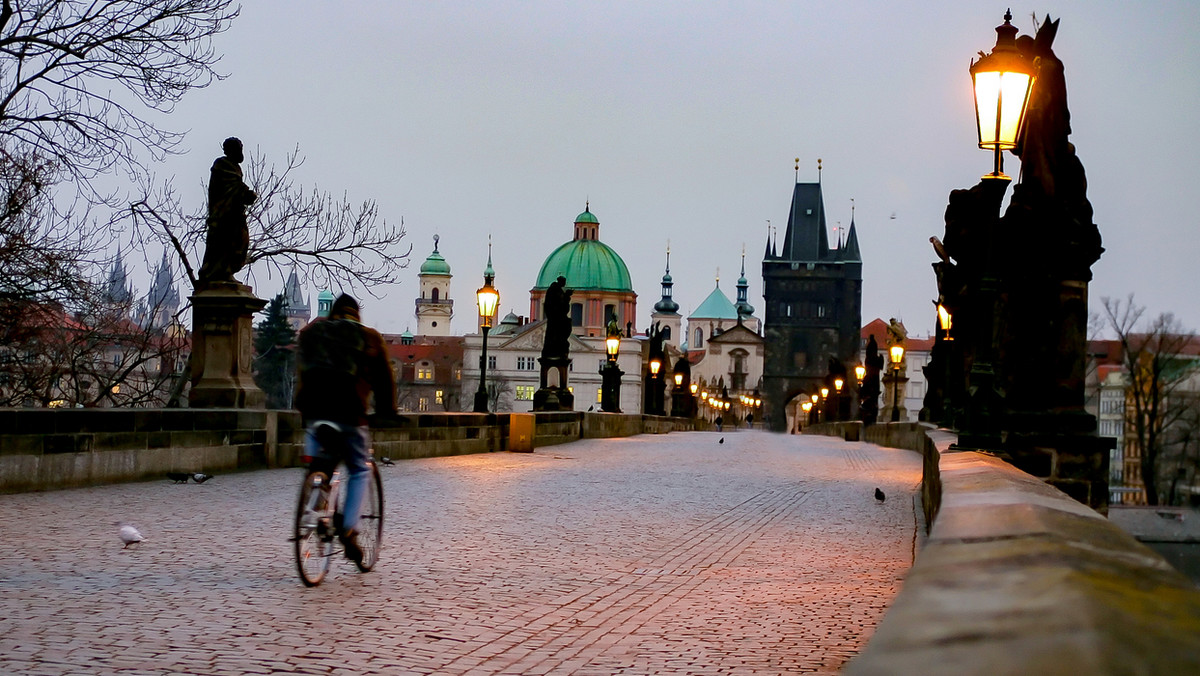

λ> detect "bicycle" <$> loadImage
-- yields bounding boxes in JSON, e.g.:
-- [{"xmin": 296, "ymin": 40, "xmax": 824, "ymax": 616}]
[{"xmin": 294, "ymin": 421, "xmax": 384, "ymax": 587}]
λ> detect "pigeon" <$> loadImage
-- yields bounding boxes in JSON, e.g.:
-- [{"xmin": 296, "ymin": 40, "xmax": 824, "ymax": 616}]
[
  {"xmin": 166, "ymin": 472, "xmax": 190, "ymax": 484},
  {"xmin": 718, "ymin": 437, "xmax": 725, "ymax": 444},
  {"xmin": 875, "ymin": 487, "xmax": 886, "ymax": 502},
  {"xmin": 379, "ymin": 457, "xmax": 395, "ymax": 466},
  {"xmin": 587, "ymin": 405, "xmax": 594, "ymax": 411},
  {"xmin": 192, "ymin": 473, "xmax": 214, "ymax": 484},
  {"xmin": 118, "ymin": 523, "xmax": 145, "ymax": 548}
]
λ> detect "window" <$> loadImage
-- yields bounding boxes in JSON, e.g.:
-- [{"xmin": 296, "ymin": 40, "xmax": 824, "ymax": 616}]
[
  {"xmin": 571, "ymin": 303, "xmax": 584, "ymax": 327},
  {"xmin": 517, "ymin": 356, "xmax": 535, "ymax": 370},
  {"xmin": 605, "ymin": 304, "xmax": 616, "ymax": 323},
  {"xmin": 694, "ymin": 328, "xmax": 703, "ymax": 348},
  {"xmin": 431, "ymin": 287, "xmax": 439, "ymax": 302},
  {"xmin": 455, "ymin": 368, "xmax": 462, "ymax": 380},
  {"xmin": 515, "ymin": 385, "xmax": 536, "ymax": 400},
  {"xmin": 417, "ymin": 364, "xmax": 433, "ymax": 380},
  {"xmin": 596, "ymin": 388, "xmax": 603, "ymax": 403},
  {"xmin": 488, "ymin": 356, "xmax": 496, "ymax": 370},
  {"xmin": 418, "ymin": 397, "xmax": 429, "ymax": 412},
  {"xmin": 435, "ymin": 390, "xmax": 444, "ymax": 405}
]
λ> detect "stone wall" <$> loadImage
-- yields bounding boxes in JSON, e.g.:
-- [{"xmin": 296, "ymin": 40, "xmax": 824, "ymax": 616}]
[
  {"xmin": 833, "ymin": 423, "xmax": 1200, "ymax": 675},
  {"xmin": 0, "ymin": 408, "xmax": 709, "ymax": 493}
]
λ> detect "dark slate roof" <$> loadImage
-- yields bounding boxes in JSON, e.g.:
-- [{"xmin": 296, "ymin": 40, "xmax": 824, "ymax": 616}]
[{"xmin": 780, "ymin": 182, "xmax": 829, "ymax": 263}]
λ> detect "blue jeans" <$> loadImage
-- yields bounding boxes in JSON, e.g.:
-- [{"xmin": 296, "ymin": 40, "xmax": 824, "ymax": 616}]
[{"xmin": 304, "ymin": 422, "xmax": 371, "ymax": 532}]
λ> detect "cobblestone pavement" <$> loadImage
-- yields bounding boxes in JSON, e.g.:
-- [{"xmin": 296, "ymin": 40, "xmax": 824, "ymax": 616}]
[{"xmin": 0, "ymin": 430, "xmax": 921, "ymax": 675}]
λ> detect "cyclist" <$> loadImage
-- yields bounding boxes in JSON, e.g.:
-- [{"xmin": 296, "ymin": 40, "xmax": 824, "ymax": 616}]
[{"xmin": 295, "ymin": 293, "xmax": 395, "ymax": 564}]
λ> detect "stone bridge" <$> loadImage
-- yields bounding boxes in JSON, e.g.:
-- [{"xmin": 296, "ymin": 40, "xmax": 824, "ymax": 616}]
[{"xmin": 0, "ymin": 411, "xmax": 1197, "ymax": 674}]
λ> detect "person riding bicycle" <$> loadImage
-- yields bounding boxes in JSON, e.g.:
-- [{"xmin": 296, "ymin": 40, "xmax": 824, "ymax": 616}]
[{"xmin": 295, "ymin": 293, "xmax": 395, "ymax": 564}]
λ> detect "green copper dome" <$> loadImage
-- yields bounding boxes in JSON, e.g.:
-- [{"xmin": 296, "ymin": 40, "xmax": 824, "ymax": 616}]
[
  {"xmin": 575, "ymin": 209, "xmax": 599, "ymax": 225},
  {"xmin": 534, "ymin": 239, "xmax": 633, "ymax": 291},
  {"xmin": 419, "ymin": 236, "xmax": 451, "ymax": 275}
]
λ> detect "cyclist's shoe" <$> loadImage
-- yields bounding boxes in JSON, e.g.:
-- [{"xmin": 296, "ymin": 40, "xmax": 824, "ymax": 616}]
[{"xmin": 340, "ymin": 528, "xmax": 363, "ymax": 564}]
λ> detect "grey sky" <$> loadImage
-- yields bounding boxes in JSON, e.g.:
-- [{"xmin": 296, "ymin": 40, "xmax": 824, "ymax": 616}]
[{"xmin": 146, "ymin": 1, "xmax": 1200, "ymax": 337}]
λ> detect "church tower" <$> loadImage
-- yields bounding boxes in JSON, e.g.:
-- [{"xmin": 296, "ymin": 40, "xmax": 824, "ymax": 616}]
[
  {"xmin": 650, "ymin": 246, "xmax": 682, "ymax": 347},
  {"xmin": 281, "ymin": 267, "xmax": 311, "ymax": 331},
  {"xmin": 761, "ymin": 160, "xmax": 862, "ymax": 431},
  {"xmin": 142, "ymin": 251, "xmax": 180, "ymax": 329},
  {"xmin": 416, "ymin": 235, "xmax": 453, "ymax": 336},
  {"xmin": 104, "ymin": 252, "xmax": 134, "ymax": 307}
]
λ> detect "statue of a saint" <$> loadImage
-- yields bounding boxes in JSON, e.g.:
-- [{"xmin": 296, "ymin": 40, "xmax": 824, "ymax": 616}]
[
  {"xmin": 198, "ymin": 137, "xmax": 257, "ymax": 286},
  {"xmin": 885, "ymin": 318, "xmax": 907, "ymax": 350},
  {"xmin": 541, "ymin": 276, "xmax": 573, "ymax": 360}
]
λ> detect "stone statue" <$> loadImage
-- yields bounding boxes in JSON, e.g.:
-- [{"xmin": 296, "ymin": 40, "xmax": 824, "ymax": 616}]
[
  {"xmin": 198, "ymin": 137, "xmax": 257, "ymax": 286},
  {"xmin": 885, "ymin": 318, "xmax": 907, "ymax": 352},
  {"xmin": 541, "ymin": 275, "xmax": 573, "ymax": 360}
]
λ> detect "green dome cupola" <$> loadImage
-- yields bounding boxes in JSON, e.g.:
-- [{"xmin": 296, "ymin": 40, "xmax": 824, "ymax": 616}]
[
  {"xmin": 534, "ymin": 205, "xmax": 633, "ymax": 292},
  {"xmin": 419, "ymin": 234, "xmax": 451, "ymax": 275}
]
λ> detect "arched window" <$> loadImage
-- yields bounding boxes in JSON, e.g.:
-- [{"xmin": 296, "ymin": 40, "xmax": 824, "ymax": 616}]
[
  {"xmin": 694, "ymin": 327, "xmax": 703, "ymax": 348},
  {"xmin": 431, "ymin": 287, "xmax": 439, "ymax": 302}
]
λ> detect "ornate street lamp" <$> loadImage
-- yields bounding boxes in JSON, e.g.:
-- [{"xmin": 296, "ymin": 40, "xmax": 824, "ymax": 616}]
[
  {"xmin": 600, "ymin": 321, "xmax": 623, "ymax": 412},
  {"xmin": 473, "ymin": 253, "xmax": 500, "ymax": 413},
  {"xmin": 971, "ymin": 10, "xmax": 1037, "ymax": 181},
  {"xmin": 937, "ymin": 304, "xmax": 954, "ymax": 340},
  {"xmin": 889, "ymin": 344, "xmax": 905, "ymax": 422}
]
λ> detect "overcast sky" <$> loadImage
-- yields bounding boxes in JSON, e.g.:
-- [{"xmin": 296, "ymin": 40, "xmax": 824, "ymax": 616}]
[{"xmin": 142, "ymin": 1, "xmax": 1200, "ymax": 338}]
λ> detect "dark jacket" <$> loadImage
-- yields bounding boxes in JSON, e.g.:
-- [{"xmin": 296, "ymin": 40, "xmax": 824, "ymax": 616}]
[{"xmin": 295, "ymin": 315, "xmax": 396, "ymax": 426}]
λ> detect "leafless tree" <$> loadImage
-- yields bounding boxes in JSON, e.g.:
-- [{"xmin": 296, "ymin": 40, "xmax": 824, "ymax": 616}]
[
  {"xmin": 1100, "ymin": 295, "xmax": 1200, "ymax": 505},
  {"xmin": 126, "ymin": 146, "xmax": 410, "ymax": 299},
  {"xmin": 0, "ymin": 0, "xmax": 239, "ymax": 197}
]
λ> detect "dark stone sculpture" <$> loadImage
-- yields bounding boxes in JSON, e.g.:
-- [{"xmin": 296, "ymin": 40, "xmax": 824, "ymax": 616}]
[
  {"xmin": 535, "ymin": 275, "xmax": 574, "ymax": 411},
  {"xmin": 934, "ymin": 16, "xmax": 1112, "ymax": 510},
  {"xmin": 198, "ymin": 137, "xmax": 257, "ymax": 286},
  {"xmin": 860, "ymin": 335, "xmax": 882, "ymax": 425},
  {"xmin": 541, "ymin": 275, "xmax": 573, "ymax": 361}
]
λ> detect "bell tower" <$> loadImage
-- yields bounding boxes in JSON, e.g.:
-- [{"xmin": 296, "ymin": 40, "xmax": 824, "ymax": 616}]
[{"xmin": 416, "ymin": 235, "xmax": 454, "ymax": 336}]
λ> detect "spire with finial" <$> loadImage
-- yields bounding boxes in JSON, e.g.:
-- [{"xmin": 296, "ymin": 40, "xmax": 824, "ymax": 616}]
[
  {"xmin": 764, "ymin": 219, "xmax": 773, "ymax": 260},
  {"xmin": 433, "ymin": 233, "xmax": 440, "ymax": 252},
  {"xmin": 484, "ymin": 235, "xmax": 494, "ymax": 283},
  {"xmin": 653, "ymin": 241, "xmax": 679, "ymax": 315},
  {"xmin": 736, "ymin": 245, "xmax": 754, "ymax": 319},
  {"xmin": 794, "ymin": 157, "xmax": 799, "ymax": 183}
]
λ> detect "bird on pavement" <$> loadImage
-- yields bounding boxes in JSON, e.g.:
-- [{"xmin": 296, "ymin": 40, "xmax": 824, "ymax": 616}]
[
  {"xmin": 875, "ymin": 487, "xmax": 886, "ymax": 502},
  {"xmin": 192, "ymin": 473, "xmax": 214, "ymax": 484},
  {"xmin": 379, "ymin": 457, "xmax": 395, "ymax": 466},
  {"xmin": 719, "ymin": 437, "xmax": 725, "ymax": 444},
  {"xmin": 118, "ymin": 523, "xmax": 145, "ymax": 548},
  {"xmin": 166, "ymin": 472, "xmax": 190, "ymax": 484}
]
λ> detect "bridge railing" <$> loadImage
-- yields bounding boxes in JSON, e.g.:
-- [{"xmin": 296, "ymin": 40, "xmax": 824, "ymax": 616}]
[{"xmin": 806, "ymin": 420, "xmax": 1200, "ymax": 674}]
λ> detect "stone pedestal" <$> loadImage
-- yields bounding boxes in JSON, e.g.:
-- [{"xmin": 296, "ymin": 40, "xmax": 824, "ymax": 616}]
[
  {"xmin": 881, "ymin": 372, "xmax": 909, "ymax": 422},
  {"xmin": 534, "ymin": 356, "xmax": 574, "ymax": 412},
  {"xmin": 188, "ymin": 282, "xmax": 267, "ymax": 409}
]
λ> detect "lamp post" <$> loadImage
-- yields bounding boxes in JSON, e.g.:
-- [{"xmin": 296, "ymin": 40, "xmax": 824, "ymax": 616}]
[
  {"xmin": 971, "ymin": 10, "xmax": 1036, "ymax": 181},
  {"xmin": 645, "ymin": 353, "xmax": 663, "ymax": 416},
  {"xmin": 670, "ymin": 357, "xmax": 691, "ymax": 417},
  {"xmin": 834, "ymin": 377, "xmax": 844, "ymax": 422},
  {"xmin": 473, "ymin": 257, "xmax": 500, "ymax": 413},
  {"xmin": 811, "ymin": 393, "xmax": 820, "ymax": 424},
  {"xmin": 889, "ymin": 344, "xmax": 905, "ymax": 422},
  {"xmin": 600, "ymin": 322, "xmax": 623, "ymax": 412}
]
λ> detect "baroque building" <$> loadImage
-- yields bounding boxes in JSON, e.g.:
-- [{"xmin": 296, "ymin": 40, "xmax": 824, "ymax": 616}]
[
  {"xmin": 761, "ymin": 168, "xmax": 862, "ymax": 432},
  {"xmin": 415, "ymin": 235, "xmax": 453, "ymax": 336}
]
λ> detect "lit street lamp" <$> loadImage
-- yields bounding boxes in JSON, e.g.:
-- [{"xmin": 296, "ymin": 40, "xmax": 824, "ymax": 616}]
[
  {"xmin": 473, "ymin": 253, "xmax": 499, "ymax": 413},
  {"xmin": 600, "ymin": 320, "xmax": 623, "ymax": 412},
  {"xmin": 971, "ymin": 10, "xmax": 1036, "ymax": 181},
  {"xmin": 889, "ymin": 344, "xmax": 905, "ymax": 422}
]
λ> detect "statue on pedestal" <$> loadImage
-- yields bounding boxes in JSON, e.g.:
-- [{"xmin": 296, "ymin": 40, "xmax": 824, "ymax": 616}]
[
  {"xmin": 198, "ymin": 137, "xmax": 257, "ymax": 287},
  {"xmin": 535, "ymin": 275, "xmax": 574, "ymax": 411}
]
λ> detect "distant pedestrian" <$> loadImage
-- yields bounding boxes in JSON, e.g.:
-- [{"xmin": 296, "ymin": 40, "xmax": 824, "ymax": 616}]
[
  {"xmin": 715, "ymin": 415, "xmax": 723, "ymax": 432},
  {"xmin": 746, "ymin": 412, "xmax": 754, "ymax": 428}
]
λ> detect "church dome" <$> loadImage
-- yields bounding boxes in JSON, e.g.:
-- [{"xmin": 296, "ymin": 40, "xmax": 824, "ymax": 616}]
[
  {"xmin": 534, "ymin": 208, "xmax": 632, "ymax": 292},
  {"xmin": 534, "ymin": 239, "xmax": 632, "ymax": 291},
  {"xmin": 419, "ymin": 237, "xmax": 451, "ymax": 275}
]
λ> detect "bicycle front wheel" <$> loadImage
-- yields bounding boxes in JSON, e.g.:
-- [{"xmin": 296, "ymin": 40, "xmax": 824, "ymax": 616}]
[
  {"xmin": 355, "ymin": 460, "xmax": 384, "ymax": 572},
  {"xmin": 295, "ymin": 471, "xmax": 333, "ymax": 586}
]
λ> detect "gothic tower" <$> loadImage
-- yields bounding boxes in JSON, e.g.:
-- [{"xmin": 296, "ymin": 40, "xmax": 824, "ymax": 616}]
[
  {"xmin": 416, "ymin": 235, "xmax": 453, "ymax": 336},
  {"xmin": 761, "ymin": 161, "xmax": 862, "ymax": 431},
  {"xmin": 281, "ymin": 267, "xmax": 311, "ymax": 331}
]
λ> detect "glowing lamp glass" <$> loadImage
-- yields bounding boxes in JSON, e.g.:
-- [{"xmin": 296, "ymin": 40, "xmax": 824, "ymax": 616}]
[{"xmin": 890, "ymin": 345, "xmax": 905, "ymax": 365}]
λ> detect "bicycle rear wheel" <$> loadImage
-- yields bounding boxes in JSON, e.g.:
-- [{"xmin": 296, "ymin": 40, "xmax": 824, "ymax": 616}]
[
  {"xmin": 354, "ymin": 460, "xmax": 384, "ymax": 572},
  {"xmin": 295, "ymin": 471, "xmax": 333, "ymax": 586}
]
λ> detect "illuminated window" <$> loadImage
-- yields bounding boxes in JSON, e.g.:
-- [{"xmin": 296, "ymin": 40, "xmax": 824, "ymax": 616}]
[
  {"xmin": 435, "ymin": 390, "xmax": 444, "ymax": 404},
  {"xmin": 515, "ymin": 385, "xmax": 536, "ymax": 401},
  {"xmin": 417, "ymin": 365, "xmax": 433, "ymax": 380},
  {"xmin": 596, "ymin": 388, "xmax": 602, "ymax": 403},
  {"xmin": 455, "ymin": 368, "xmax": 462, "ymax": 380},
  {"xmin": 418, "ymin": 397, "xmax": 429, "ymax": 412}
]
